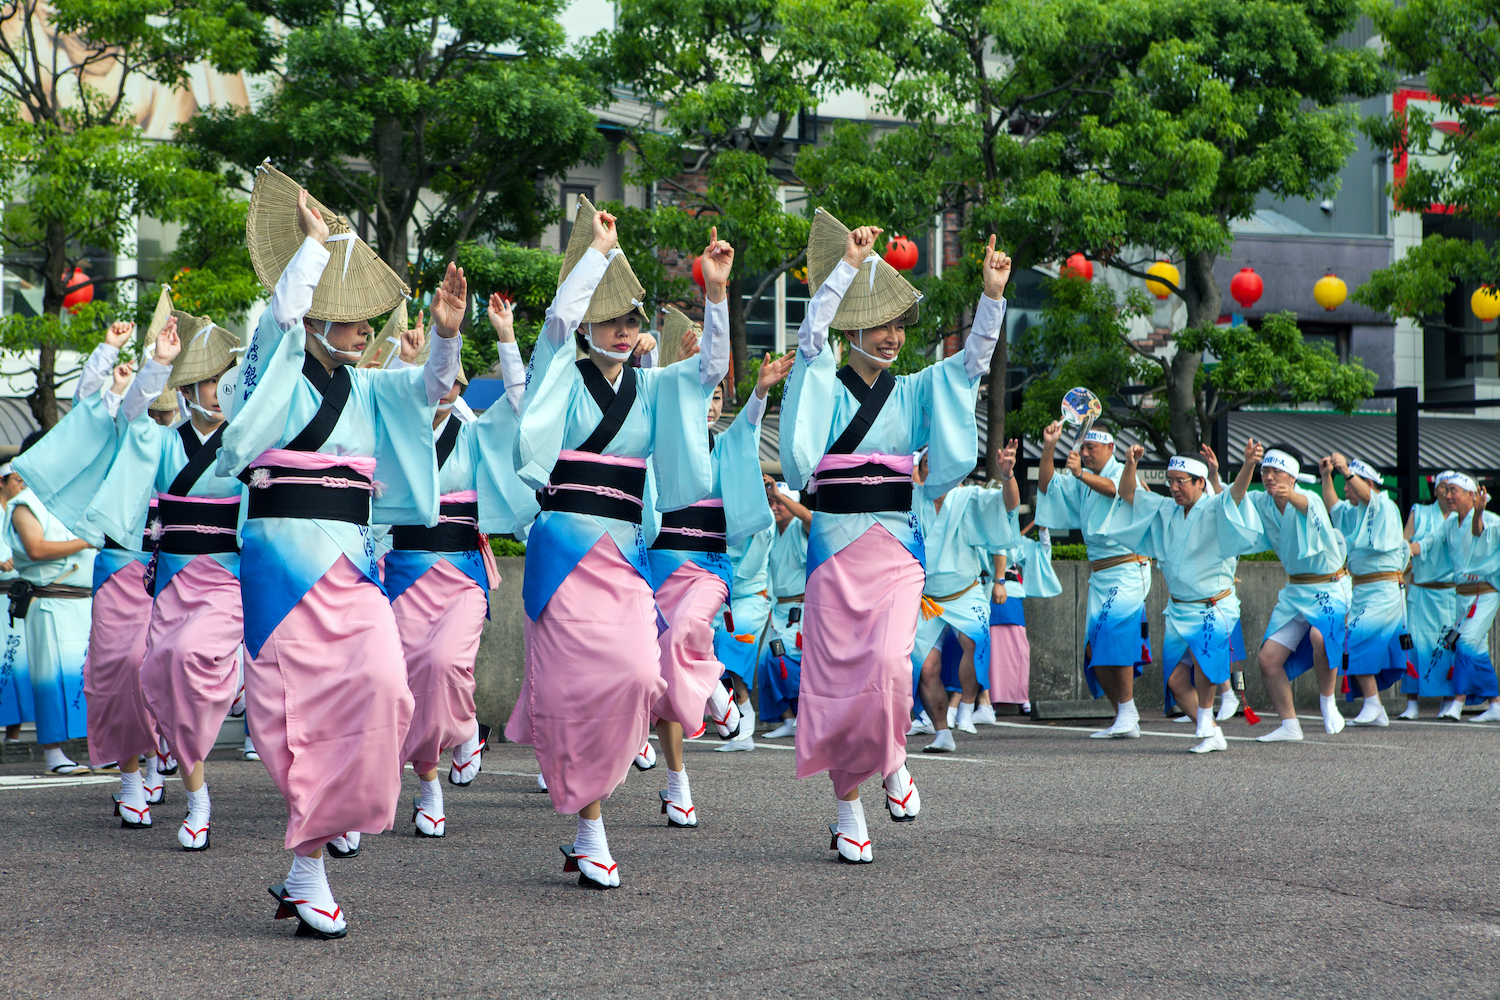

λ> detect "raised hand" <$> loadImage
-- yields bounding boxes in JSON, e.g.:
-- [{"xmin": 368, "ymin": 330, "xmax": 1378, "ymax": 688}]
[
  {"xmin": 700, "ymin": 226, "xmax": 734, "ymax": 294},
  {"xmin": 1319, "ymin": 455, "xmax": 1335, "ymax": 478},
  {"xmin": 430, "ymin": 263, "xmax": 467, "ymax": 339},
  {"xmin": 1243, "ymin": 437, "xmax": 1264, "ymax": 467},
  {"xmin": 843, "ymin": 225, "xmax": 882, "ymax": 268},
  {"xmin": 154, "ymin": 315, "xmax": 180, "ymax": 365},
  {"xmin": 981, "ymin": 235, "xmax": 1013, "ymax": 299},
  {"xmin": 1199, "ymin": 443, "xmax": 1218, "ymax": 476},
  {"xmin": 110, "ymin": 362, "xmax": 133, "ymax": 394},
  {"xmin": 297, "ymin": 189, "xmax": 329, "ymax": 245},
  {"xmin": 996, "ymin": 437, "xmax": 1019, "ymax": 479},
  {"xmin": 634, "ymin": 333, "xmax": 657, "ymax": 358},
  {"xmin": 756, "ymin": 351, "xmax": 795, "ymax": 398},
  {"xmin": 1331, "ymin": 451, "xmax": 1350, "ymax": 476},
  {"xmin": 487, "ymin": 293, "xmax": 515, "ymax": 343},
  {"xmin": 678, "ymin": 324, "xmax": 701, "ymax": 359},
  {"xmin": 1127, "ymin": 444, "xmax": 1146, "ymax": 463},
  {"xmin": 399, "ymin": 309, "xmax": 425, "ymax": 363},
  {"xmin": 1042, "ymin": 420, "xmax": 1064, "ymax": 447},
  {"xmin": 590, "ymin": 208, "xmax": 618, "ymax": 256},
  {"xmin": 1065, "ymin": 450, "xmax": 1082, "ymax": 476},
  {"xmin": 105, "ymin": 320, "xmax": 134, "ymax": 349}
]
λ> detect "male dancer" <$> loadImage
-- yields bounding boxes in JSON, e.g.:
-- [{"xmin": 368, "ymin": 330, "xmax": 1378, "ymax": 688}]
[
  {"xmin": 759, "ymin": 477, "xmax": 811, "ymax": 739},
  {"xmin": 1400, "ymin": 473, "xmax": 1459, "ymax": 719}
]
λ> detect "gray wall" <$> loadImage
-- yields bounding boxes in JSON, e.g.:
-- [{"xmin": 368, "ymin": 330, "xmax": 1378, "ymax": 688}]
[{"xmin": 473, "ymin": 559, "xmax": 1483, "ymax": 732}]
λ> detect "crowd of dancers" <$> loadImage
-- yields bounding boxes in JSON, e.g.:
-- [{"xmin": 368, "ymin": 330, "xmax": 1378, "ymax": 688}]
[{"xmin": 2, "ymin": 162, "xmax": 1498, "ymax": 940}]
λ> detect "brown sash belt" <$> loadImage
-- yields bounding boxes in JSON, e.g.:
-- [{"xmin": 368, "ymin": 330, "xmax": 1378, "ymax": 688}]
[
  {"xmin": 32, "ymin": 583, "xmax": 92, "ymax": 599},
  {"xmin": 1457, "ymin": 582, "xmax": 1498, "ymax": 596},
  {"xmin": 1088, "ymin": 554, "xmax": 1150, "ymax": 572},
  {"xmin": 1412, "ymin": 581, "xmax": 1456, "ymax": 590},
  {"xmin": 925, "ymin": 580, "xmax": 980, "ymax": 603},
  {"xmin": 776, "ymin": 594, "xmax": 805, "ymax": 604},
  {"xmin": 1351, "ymin": 571, "xmax": 1405, "ymax": 586},
  {"xmin": 1287, "ymin": 568, "xmax": 1349, "ymax": 586},
  {"xmin": 1171, "ymin": 588, "xmax": 1233, "ymax": 606}
]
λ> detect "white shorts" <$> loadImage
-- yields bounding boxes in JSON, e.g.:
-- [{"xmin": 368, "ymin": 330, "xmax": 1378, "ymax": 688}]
[{"xmin": 1266, "ymin": 615, "xmax": 1311, "ymax": 652}]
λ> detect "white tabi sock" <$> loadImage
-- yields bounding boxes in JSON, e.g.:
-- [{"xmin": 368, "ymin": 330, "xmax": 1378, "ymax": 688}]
[
  {"xmin": 419, "ymin": 777, "xmax": 444, "ymax": 817},
  {"xmin": 836, "ymin": 796, "xmax": 868, "ymax": 844},
  {"xmin": 1110, "ymin": 699, "xmax": 1139, "ymax": 732},
  {"xmin": 344, "ymin": 831, "xmax": 361, "ymax": 851},
  {"xmin": 185, "ymin": 785, "xmax": 211, "ymax": 825},
  {"xmin": 956, "ymin": 701, "xmax": 976, "ymax": 732},
  {"xmin": 738, "ymin": 701, "xmax": 755, "ymax": 738},
  {"xmin": 1256, "ymin": 718, "xmax": 1304, "ymax": 742},
  {"xmin": 665, "ymin": 767, "xmax": 692, "ymax": 810},
  {"xmin": 1353, "ymin": 696, "xmax": 1385, "ymax": 723},
  {"xmin": 456, "ymin": 723, "xmax": 481, "ymax": 759},
  {"xmin": 1195, "ymin": 707, "xmax": 1214, "ymax": 739},
  {"xmin": 574, "ymin": 815, "xmax": 613, "ymax": 864},
  {"xmin": 119, "ymin": 770, "xmax": 146, "ymax": 812},
  {"xmin": 284, "ymin": 854, "xmax": 345, "ymax": 933},
  {"xmin": 44, "ymin": 747, "xmax": 77, "ymax": 770},
  {"xmin": 946, "ymin": 705, "xmax": 957, "ymax": 728},
  {"xmin": 1320, "ymin": 693, "xmax": 1345, "ymax": 733}
]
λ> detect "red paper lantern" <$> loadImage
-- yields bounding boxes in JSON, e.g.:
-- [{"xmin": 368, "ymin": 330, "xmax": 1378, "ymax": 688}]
[
  {"xmin": 691, "ymin": 255, "xmax": 706, "ymax": 289},
  {"xmin": 883, "ymin": 234, "xmax": 919, "ymax": 271},
  {"xmin": 1229, "ymin": 267, "xmax": 1263, "ymax": 309},
  {"xmin": 1061, "ymin": 253, "xmax": 1094, "ymax": 282},
  {"xmin": 61, "ymin": 267, "xmax": 94, "ymax": 311}
]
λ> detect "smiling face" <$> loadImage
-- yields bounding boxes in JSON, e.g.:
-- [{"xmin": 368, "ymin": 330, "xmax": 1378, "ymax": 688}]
[
  {"xmin": 1436, "ymin": 481, "xmax": 1455, "ymax": 515},
  {"xmin": 1166, "ymin": 471, "xmax": 1206, "ymax": 507},
  {"xmin": 1079, "ymin": 440, "xmax": 1113, "ymax": 473},
  {"xmin": 853, "ymin": 322, "xmax": 906, "ymax": 367},
  {"xmin": 589, "ymin": 313, "xmax": 643, "ymax": 358},
  {"xmin": 1451, "ymin": 486, "xmax": 1478, "ymax": 518}
]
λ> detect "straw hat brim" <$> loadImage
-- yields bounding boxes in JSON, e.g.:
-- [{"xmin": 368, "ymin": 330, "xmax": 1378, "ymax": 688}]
[
  {"xmin": 558, "ymin": 193, "xmax": 648, "ymax": 325},
  {"xmin": 246, "ymin": 161, "xmax": 410, "ymax": 323},
  {"xmin": 658, "ymin": 304, "xmax": 699, "ymax": 367},
  {"xmin": 360, "ymin": 307, "xmax": 405, "ymax": 368},
  {"xmin": 168, "ymin": 325, "xmax": 240, "ymax": 390},
  {"xmin": 148, "ymin": 386, "xmax": 179, "ymax": 412},
  {"xmin": 146, "ymin": 287, "xmax": 174, "ymax": 343},
  {"xmin": 807, "ymin": 207, "xmax": 922, "ymax": 331}
]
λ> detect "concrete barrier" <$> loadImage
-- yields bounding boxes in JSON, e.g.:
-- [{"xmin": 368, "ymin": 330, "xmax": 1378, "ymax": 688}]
[{"xmin": 472, "ymin": 557, "xmax": 1498, "ymax": 731}]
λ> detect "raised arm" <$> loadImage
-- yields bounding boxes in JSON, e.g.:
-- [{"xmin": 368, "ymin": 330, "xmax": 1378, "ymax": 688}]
[
  {"xmin": 75, "ymin": 322, "xmax": 132, "ymax": 401},
  {"xmin": 1038, "ymin": 420, "xmax": 1063, "ymax": 493},
  {"xmin": 765, "ymin": 474, "xmax": 813, "ymax": 529},
  {"xmin": 271, "ymin": 191, "xmax": 332, "ymax": 331},
  {"xmin": 1476, "ymin": 487, "xmax": 1490, "ymax": 537},
  {"xmin": 1199, "ymin": 444, "xmax": 1223, "ymax": 494},
  {"xmin": 696, "ymin": 227, "xmax": 733, "ymax": 388},
  {"xmin": 1119, "ymin": 444, "xmax": 1144, "ymax": 505},
  {"xmin": 1319, "ymin": 455, "xmax": 1339, "ymax": 512},
  {"xmin": 796, "ymin": 222, "xmax": 871, "ymax": 359},
  {"xmin": 122, "ymin": 316, "xmax": 179, "ymax": 423},
  {"xmin": 487, "ymin": 294, "xmax": 527, "ymax": 416},
  {"xmin": 1230, "ymin": 437, "xmax": 1263, "ymax": 503},
  {"xmin": 994, "ymin": 437, "xmax": 1021, "ymax": 511},
  {"xmin": 961, "ymin": 235, "xmax": 1012, "ymax": 382},
  {"xmin": 1332, "ymin": 451, "xmax": 1371, "ymax": 505},
  {"xmin": 422, "ymin": 262, "xmax": 466, "ymax": 404}
]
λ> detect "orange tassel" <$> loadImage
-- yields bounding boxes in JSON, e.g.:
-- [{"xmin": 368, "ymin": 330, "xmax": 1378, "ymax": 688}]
[
  {"xmin": 920, "ymin": 596, "xmax": 944, "ymax": 620},
  {"xmin": 734, "ymin": 633, "xmax": 756, "ymax": 643}
]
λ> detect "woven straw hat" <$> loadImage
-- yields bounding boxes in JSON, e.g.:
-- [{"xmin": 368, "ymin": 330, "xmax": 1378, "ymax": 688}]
[
  {"xmin": 806, "ymin": 207, "xmax": 921, "ymax": 331},
  {"xmin": 167, "ymin": 310, "xmax": 239, "ymax": 390},
  {"xmin": 657, "ymin": 304, "xmax": 700, "ymax": 368},
  {"xmin": 246, "ymin": 160, "xmax": 410, "ymax": 323},
  {"xmin": 148, "ymin": 386, "xmax": 179, "ymax": 413},
  {"xmin": 359, "ymin": 307, "xmax": 405, "ymax": 369},
  {"xmin": 559, "ymin": 194, "xmax": 648, "ymax": 325}
]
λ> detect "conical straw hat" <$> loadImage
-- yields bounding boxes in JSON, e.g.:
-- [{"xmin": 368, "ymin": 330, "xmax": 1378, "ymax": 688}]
[
  {"xmin": 559, "ymin": 194, "xmax": 648, "ymax": 325},
  {"xmin": 144, "ymin": 286, "xmax": 174, "ymax": 344},
  {"xmin": 360, "ymin": 307, "xmax": 406, "ymax": 369},
  {"xmin": 245, "ymin": 160, "xmax": 410, "ymax": 323},
  {"xmin": 167, "ymin": 311, "xmax": 240, "ymax": 389},
  {"xmin": 806, "ymin": 207, "xmax": 921, "ymax": 331},
  {"xmin": 657, "ymin": 304, "xmax": 700, "ymax": 368},
  {"xmin": 148, "ymin": 386, "xmax": 179, "ymax": 413}
]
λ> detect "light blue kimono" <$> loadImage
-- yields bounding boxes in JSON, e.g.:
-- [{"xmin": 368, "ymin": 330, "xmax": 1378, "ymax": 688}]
[
  {"xmin": 1445, "ymin": 509, "xmax": 1500, "ymax": 700},
  {"xmin": 1104, "ymin": 488, "xmax": 1261, "ymax": 686},
  {"xmin": 778, "ymin": 264, "xmax": 1005, "ymax": 580},
  {"xmin": 1225, "ymin": 488, "xmax": 1349, "ymax": 681},
  {"xmin": 215, "ymin": 239, "xmax": 457, "ymax": 657},
  {"xmin": 910, "ymin": 485, "xmax": 1019, "ymax": 694},
  {"xmin": 5, "ymin": 489, "xmax": 94, "ymax": 744},
  {"xmin": 714, "ymin": 524, "xmax": 774, "ymax": 685},
  {"xmin": 513, "ymin": 248, "xmax": 728, "ymax": 621},
  {"xmin": 12, "ymin": 392, "xmax": 121, "ymax": 544},
  {"xmin": 0, "ymin": 524, "xmax": 32, "ymax": 728},
  {"xmin": 1404, "ymin": 503, "xmax": 1457, "ymax": 697},
  {"xmin": 758, "ymin": 516, "xmax": 808, "ymax": 720},
  {"xmin": 1035, "ymin": 457, "xmax": 1153, "ymax": 695},
  {"xmin": 990, "ymin": 515, "xmax": 1063, "ymax": 628},
  {"xmin": 1331, "ymin": 492, "xmax": 1411, "ymax": 692}
]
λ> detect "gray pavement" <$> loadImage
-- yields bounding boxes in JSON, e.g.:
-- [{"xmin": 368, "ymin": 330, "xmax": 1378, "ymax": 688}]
[{"xmin": 4, "ymin": 714, "xmax": 1500, "ymax": 999}]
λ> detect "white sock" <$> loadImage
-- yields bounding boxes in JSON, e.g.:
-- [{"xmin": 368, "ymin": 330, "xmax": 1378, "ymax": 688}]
[
  {"xmin": 44, "ymin": 747, "xmax": 76, "ymax": 770},
  {"xmin": 1405, "ymin": 698, "xmax": 1418, "ymax": 712},
  {"xmin": 1278, "ymin": 718, "xmax": 1304, "ymax": 736},
  {"xmin": 708, "ymin": 684, "xmax": 732, "ymax": 720},
  {"xmin": 738, "ymin": 701, "xmax": 755, "ymax": 738},
  {"xmin": 956, "ymin": 702, "xmax": 975, "ymax": 727},
  {"xmin": 285, "ymin": 854, "xmax": 339, "ymax": 918},
  {"xmin": 574, "ymin": 815, "xmax": 611, "ymax": 862},
  {"xmin": 419, "ymin": 776, "xmax": 443, "ymax": 816},
  {"xmin": 243, "ymin": 734, "xmax": 256, "ymax": 753},
  {"xmin": 185, "ymin": 785, "xmax": 211, "ymax": 825},
  {"xmin": 882, "ymin": 765, "xmax": 912, "ymax": 799},
  {"xmin": 456, "ymin": 723, "xmax": 481, "ymax": 758},
  {"xmin": 119, "ymin": 770, "xmax": 146, "ymax": 810},
  {"xmin": 1196, "ymin": 707, "xmax": 1213, "ymax": 735},
  {"xmin": 345, "ymin": 831, "xmax": 361, "ymax": 851},
  {"xmin": 1319, "ymin": 694, "xmax": 1337, "ymax": 716},
  {"xmin": 1117, "ymin": 699, "xmax": 1139, "ymax": 727},
  {"xmin": 946, "ymin": 706, "xmax": 957, "ymax": 727},
  {"xmin": 837, "ymin": 796, "xmax": 868, "ymax": 843},
  {"xmin": 666, "ymin": 766, "xmax": 691, "ymax": 809},
  {"xmin": 142, "ymin": 758, "xmax": 163, "ymax": 788}
]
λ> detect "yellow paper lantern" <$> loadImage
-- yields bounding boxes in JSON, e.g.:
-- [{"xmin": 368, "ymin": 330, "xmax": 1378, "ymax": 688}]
[
  {"xmin": 1145, "ymin": 260, "xmax": 1179, "ymax": 299},
  {"xmin": 1473, "ymin": 286, "xmax": 1500, "ymax": 323},
  {"xmin": 1314, "ymin": 271, "xmax": 1347, "ymax": 311}
]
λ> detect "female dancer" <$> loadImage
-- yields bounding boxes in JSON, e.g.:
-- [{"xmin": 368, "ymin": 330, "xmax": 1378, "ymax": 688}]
[
  {"xmin": 505, "ymin": 197, "xmax": 729, "ymax": 888},
  {"xmin": 759, "ymin": 478, "xmax": 812, "ymax": 738},
  {"xmin": 778, "ymin": 209, "xmax": 1009, "ymax": 863}
]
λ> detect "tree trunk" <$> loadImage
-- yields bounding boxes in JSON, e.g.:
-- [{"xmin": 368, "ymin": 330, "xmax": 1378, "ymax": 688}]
[
  {"xmin": 1165, "ymin": 248, "xmax": 1221, "ymax": 454},
  {"xmin": 373, "ymin": 117, "xmax": 411, "ymax": 280},
  {"xmin": 985, "ymin": 330, "xmax": 1008, "ymax": 479},
  {"xmin": 32, "ymin": 221, "xmax": 69, "ymax": 430},
  {"xmin": 726, "ymin": 274, "xmax": 747, "ymax": 406},
  {"xmin": 29, "ymin": 344, "xmax": 58, "ymax": 430}
]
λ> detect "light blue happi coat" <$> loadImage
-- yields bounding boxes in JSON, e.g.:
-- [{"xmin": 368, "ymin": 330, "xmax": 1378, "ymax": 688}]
[
  {"xmin": 714, "ymin": 524, "xmax": 774, "ymax": 685},
  {"xmin": 1224, "ymin": 488, "xmax": 1349, "ymax": 681},
  {"xmin": 12, "ymin": 389, "xmax": 121, "ymax": 544},
  {"xmin": 1331, "ymin": 492, "xmax": 1411, "ymax": 691},
  {"xmin": 215, "ymin": 242, "xmax": 450, "ymax": 658},
  {"xmin": 1104, "ymin": 488, "xmax": 1261, "ymax": 685},
  {"xmin": 1445, "ymin": 509, "xmax": 1500, "ymax": 699},
  {"xmin": 758, "ymin": 516, "xmax": 809, "ymax": 720},
  {"xmin": 1405, "ymin": 503, "xmax": 1457, "ymax": 696},
  {"xmin": 0, "ymin": 522, "xmax": 32, "ymax": 728},
  {"xmin": 513, "ymin": 248, "xmax": 724, "ymax": 622}
]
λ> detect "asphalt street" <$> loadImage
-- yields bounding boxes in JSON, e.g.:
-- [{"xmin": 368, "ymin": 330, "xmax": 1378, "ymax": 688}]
[{"xmin": 4, "ymin": 714, "xmax": 1500, "ymax": 999}]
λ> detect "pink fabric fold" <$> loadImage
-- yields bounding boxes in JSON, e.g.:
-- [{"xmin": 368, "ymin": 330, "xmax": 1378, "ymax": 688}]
[
  {"xmin": 689, "ymin": 498, "xmax": 725, "ymax": 509},
  {"xmin": 140, "ymin": 556, "xmax": 244, "ymax": 773},
  {"xmin": 795, "ymin": 524, "xmax": 922, "ymax": 797},
  {"xmin": 247, "ymin": 555, "xmax": 413, "ymax": 853},
  {"xmin": 505, "ymin": 537, "xmax": 664, "ymax": 815},
  {"xmin": 814, "ymin": 452, "xmax": 915, "ymax": 475},
  {"xmin": 440, "ymin": 490, "xmax": 479, "ymax": 504},
  {"xmin": 83, "ymin": 563, "xmax": 157, "ymax": 765},
  {"xmin": 652, "ymin": 562, "xmax": 730, "ymax": 729},
  {"xmin": 249, "ymin": 449, "xmax": 377, "ymax": 476},
  {"xmin": 557, "ymin": 449, "xmax": 646, "ymax": 469},
  {"xmin": 155, "ymin": 492, "xmax": 242, "ymax": 505},
  {"xmin": 395, "ymin": 559, "xmax": 486, "ymax": 773},
  {"xmin": 987, "ymin": 623, "xmax": 1031, "ymax": 704}
]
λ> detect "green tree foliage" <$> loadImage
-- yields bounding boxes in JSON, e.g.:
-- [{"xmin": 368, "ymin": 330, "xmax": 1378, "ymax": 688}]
[
  {"xmin": 180, "ymin": 0, "xmax": 601, "ymax": 287},
  {"xmin": 1357, "ymin": 0, "xmax": 1500, "ymax": 317}
]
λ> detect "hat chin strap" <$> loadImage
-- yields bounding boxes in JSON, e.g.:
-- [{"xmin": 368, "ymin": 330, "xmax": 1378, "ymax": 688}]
[
  {"xmin": 586, "ymin": 323, "xmax": 634, "ymax": 361},
  {"xmin": 850, "ymin": 330, "xmax": 895, "ymax": 368},
  {"xmin": 314, "ymin": 320, "xmax": 362, "ymax": 364}
]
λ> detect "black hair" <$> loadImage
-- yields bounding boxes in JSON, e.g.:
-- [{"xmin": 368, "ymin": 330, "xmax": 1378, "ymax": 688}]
[{"xmin": 17, "ymin": 429, "xmax": 44, "ymax": 456}]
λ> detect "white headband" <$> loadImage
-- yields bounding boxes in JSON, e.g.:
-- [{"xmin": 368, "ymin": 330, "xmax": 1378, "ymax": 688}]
[
  {"xmin": 776, "ymin": 482, "xmax": 800, "ymax": 504},
  {"xmin": 1167, "ymin": 455, "xmax": 1208, "ymax": 480},
  {"xmin": 1437, "ymin": 470, "xmax": 1460, "ymax": 485},
  {"xmin": 0, "ymin": 463, "xmax": 12, "ymax": 478},
  {"xmin": 1083, "ymin": 429, "xmax": 1114, "ymax": 445},
  {"xmin": 1261, "ymin": 449, "xmax": 1317, "ymax": 485},
  {"xmin": 1449, "ymin": 472, "xmax": 1479, "ymax": 493},
  {"xmin": 1346, "ymin": 459, "xmax": 1382, "ymax": 485}
]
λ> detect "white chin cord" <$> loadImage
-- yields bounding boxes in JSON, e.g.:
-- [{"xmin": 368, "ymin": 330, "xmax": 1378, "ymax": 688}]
[
  {"xmin": 314, "ymin": 321, "xmax": 362, "ymax": 364},
  {"xmin": 850, "ymin": 331, "xmax": 895, "ymax": 367},
  {"xmin": 185, "ymin": 398, "xmax": 222, "ymax": 422},
  {"xmin": 586, "ymin": 323, "xmax": 634, "ymax": 361}
]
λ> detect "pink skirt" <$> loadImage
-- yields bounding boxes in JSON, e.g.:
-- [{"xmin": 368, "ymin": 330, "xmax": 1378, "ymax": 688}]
[
  {"xmin": 83, "ymin": 563, "xmax": 157, "ymax": 765},
  {"xmin": 505, "ymin": 538, "xmax": 664, "ymax": 815},
  {"xmin": 395, "ymin": 559, "xmax": 487, "ymax": 773},
  {"xmin": 796, "ymin": 525, "xmax": 923, "ymax": 797},
  {"xmin": 987, "ymin": 623, "xmax": 1031, "ymax": 704},
  {"xmin": 652, "ymin": 562, "xmax": 729, "ymax": 729},
  {"xmin": 246, "ymin": 556, "xmax": 414, "ymax": 853},
  {"xmin": 140, "ymin": 557, "xmax": 243, "ymax": 773}
]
